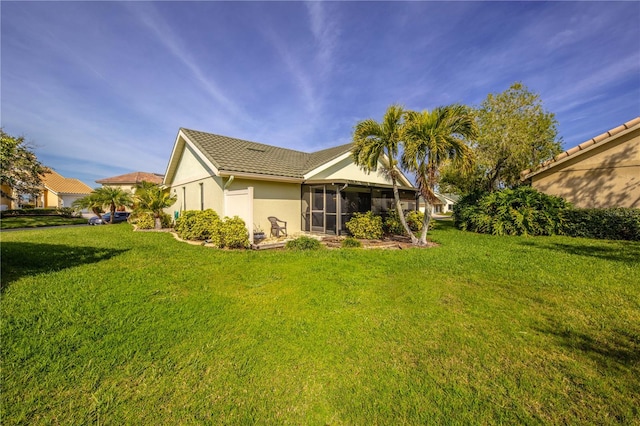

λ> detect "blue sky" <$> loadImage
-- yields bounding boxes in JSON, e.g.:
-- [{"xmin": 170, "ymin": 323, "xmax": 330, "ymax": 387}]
[{"xmin": 2, "ymin": 1, "xmax": 639, "ymax": 188}]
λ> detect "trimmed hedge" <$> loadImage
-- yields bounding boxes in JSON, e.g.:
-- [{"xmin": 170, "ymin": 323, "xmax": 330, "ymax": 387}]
[
  {"xmin": 0, "ymin": 208, "xmax": 80, "ymax": 218},
  {"xmin": 560, "ymin": 208, "xmax": 640, "ymax": 241}
]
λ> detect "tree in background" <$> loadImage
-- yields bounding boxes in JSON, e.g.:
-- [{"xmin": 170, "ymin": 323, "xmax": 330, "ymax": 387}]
[
  {"xmin": 402, "ymin": 105, "xmax": 477, "ymax": 245},
  {"xmin": 351, "ymin": 104, "xmax": 416, "ymax": 243},
  {"xmin": 440, "ymin": 82, "xmax": 562, "ymax": 193},
  {"xmin": 133, "ymin": 181, "xmax": 177, "ymax": 229},
  {"xmin": 0, "ymin": 129, "xmax": 50, "ymax": 205}
]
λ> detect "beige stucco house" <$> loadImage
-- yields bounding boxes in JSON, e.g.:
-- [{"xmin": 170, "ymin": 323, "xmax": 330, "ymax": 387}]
[
  {"xmin": 163, "ymin": 128, "xmax": 417, "ymax": 241},
  {"xmin": 96, "ymin": 171, "xmax": 164, "ymax": 193},
  {"xmin": 521, "ymin": 117, "xmax": 640, "ymax": 209},
  {"xmin": 39, "ymin": 171, "xmax": 93, "ymax": 209},
  {"xmin": 1, "ymin": 184, "xmax": 16, "ymax": 211}
]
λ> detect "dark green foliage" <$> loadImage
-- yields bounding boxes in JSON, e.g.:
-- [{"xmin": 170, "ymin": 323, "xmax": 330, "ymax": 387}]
[
  {"xmin": 285, "ymin": 235, "xmax": 322, "ymax": 250},
  {"xmin": 560, "ymin": 208, "xmax": 640, "ymax": 241},
  {"xmin": 0, "ymin": 208, "xmax": 80, "ymax": 218},
  {"xmin": 346, "ymin": 211, "xmax": 384, "ymax": 239},
  {"xmin": 221, "ymin": 216, "xmax": 250, "ymax": 249},
  {"xmin": 175, "ymin": 210, "xmax": 222, "ymax": 243},
  {"xmin": 341, "ymin": 237, "xmax": 362, "ymax": 248},
  {"xmin": 454, "ymin": 187, "xmax": 570, "ymax": 236}
]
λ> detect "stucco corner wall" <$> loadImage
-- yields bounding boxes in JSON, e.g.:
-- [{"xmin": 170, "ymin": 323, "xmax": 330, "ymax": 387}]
[
  {"xmin": 228, "ymin": 179, "xmax": 301, "ymax": 234},
  {"xmin": 532, "ymin": 128, "xmax": 640, "ymax": 208}
]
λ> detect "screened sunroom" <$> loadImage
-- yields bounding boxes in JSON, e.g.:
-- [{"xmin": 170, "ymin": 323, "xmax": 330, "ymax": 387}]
[{"xmin": 301, "ymin": 183, "xmax": 418, "ymax": 236}]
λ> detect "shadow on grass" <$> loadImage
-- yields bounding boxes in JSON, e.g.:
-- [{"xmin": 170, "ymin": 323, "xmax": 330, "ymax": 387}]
[
  {"xmin": 535, "ymin": 318, "xmax": 640, "ymax": 369},
  {"xmin": 1, "ymin": 242, "xmax": 129, "ymax": 291},
  {"xmin": 517, "ymin": 240, "xmax": 640, "ymax": 265}
]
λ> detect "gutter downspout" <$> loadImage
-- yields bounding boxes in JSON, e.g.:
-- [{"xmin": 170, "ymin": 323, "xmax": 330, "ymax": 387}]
[{"xmin": 224, "ymin": 175, "xmax": 235, "ymax": 190}]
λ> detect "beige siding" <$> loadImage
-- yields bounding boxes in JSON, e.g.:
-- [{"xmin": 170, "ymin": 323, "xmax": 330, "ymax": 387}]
[
  {"xmin": 172, "ymin": 143, "xmax": 215, "ymax": 185},
  {"xmin": 532, "ymin": 127, "xmax": 640, "ymax": 208},
  {"xmin": 167, "ymin": 176, "xmax": 224, "ymax": 216},
  {"xmin": 306, "ymin": 157, "xmax": 396, "ymax": 185},
  {"xmin": 228, "ymin": 179, "xmax": 301, "ymax": 234}
]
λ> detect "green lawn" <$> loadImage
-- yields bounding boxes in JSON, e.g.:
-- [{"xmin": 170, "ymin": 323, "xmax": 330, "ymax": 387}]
[
  {"xmin": 1, "ymin": 215, "xmax": 87, "ymax": 229},
  {"xmin": 1, "ymin": 222, "xmax": 639, "ymax": 424}
]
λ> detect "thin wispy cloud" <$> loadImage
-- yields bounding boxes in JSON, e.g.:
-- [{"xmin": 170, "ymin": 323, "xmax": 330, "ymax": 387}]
[{"xmin": 1, "ymin": 1, "xmax": 638, "ymax": 186}]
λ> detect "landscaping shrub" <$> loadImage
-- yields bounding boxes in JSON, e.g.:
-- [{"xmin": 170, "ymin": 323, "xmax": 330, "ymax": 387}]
[
  {"xmin": 175, "ymin": 209, "xmax": 223, "ymax": 243},
  {"xmin": 384, "ymin": 209, "xmax": 431, "ymax": 236},
  {"xmin": 221, "ymin": 216, "xmax": 250, "ymax": 249},
  {"xmin": 454, "ymin": 187, "xmax": 570, "ymax": 236},
  {"xmin": 0, "ymin": 207, "xmax": 82, "ymax": 218},
  {"xmin": 286, "ymin": 236, "xmax": 322, "ymax": 250},
  {"xmin": 133, "ymin": 213, "xmax": 155, "ymax": 229},
  {"xmin": 346, "ymin": 211, "xmax": 383, "ymax": 239},
  {"xmin": 341, "ymin": 237, "xmax": 362, "ymax": 248},
  {"xmin": 560, "ymin": 208, "xmax": 640, "ymax": 241}
]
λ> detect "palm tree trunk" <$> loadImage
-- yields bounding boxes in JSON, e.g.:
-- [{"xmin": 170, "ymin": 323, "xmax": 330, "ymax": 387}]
[
  {"xmin": 391, "ymin": 179, "xmax": 418, "ymax": 245},
  {"xmin": 418, "ymin": 204, "xmax": 431, "ymax": 245},
  {"xmin": 154, "ymin": 213, "xmax": 162, "ymax": 230}
]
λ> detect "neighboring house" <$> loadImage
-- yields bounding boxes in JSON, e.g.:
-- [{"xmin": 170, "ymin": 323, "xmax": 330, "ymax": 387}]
[
  {"xmin": 1, "ymin": 184, "xmax": 16, "ymax": 211},
  {"xmin": 163, "ymin": 128, "xmax": 418, "ymax": 241},
  {"xmin": 521, "ymin": 117, "xmax": 640, "ymax": 209},
  {"xmin": 96, "ymin": 171, "xmax": 164, "ymax": 193},
  {"xmin": 39, "ymin": 171, "xmax": 93, "ymax": 209},
  {"xmin": 421, "ymin": 193, "xmax": 459, "ymax": 214}
]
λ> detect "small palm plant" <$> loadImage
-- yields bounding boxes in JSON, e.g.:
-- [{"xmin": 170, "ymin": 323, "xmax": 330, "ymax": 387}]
[{"xmin": 133, "ymin": 182, "xmax": 177, "ymax": 229}]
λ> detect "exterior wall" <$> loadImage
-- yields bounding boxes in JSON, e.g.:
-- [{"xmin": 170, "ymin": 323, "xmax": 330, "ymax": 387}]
[
  {"xmin": 532, "ymin": 128, "xmax": 640, "ymax": 208},
  {"xmin": 43, "ymin": 189, "xmax": 60, "ymax": 208},
  {"xmin": 306, "ymin": 157, "xmax": 398, "ymax": 185},
  {"xmin": 167, "ymin": 176, "xmax": 224, "ymax": 217},
  {"xmin": 171, "ymin": 143, "xmax": 215, "ymax": 185},
  {"xmin": 228, "ymin": 179, "xmax": 301, "ymax": 235},
  {"xmin": 1, "ymin": 184, "xmax": 15, "ymax": 210}
]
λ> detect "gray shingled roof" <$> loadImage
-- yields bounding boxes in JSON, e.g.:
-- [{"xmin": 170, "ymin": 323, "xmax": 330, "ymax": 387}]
[{"xmin": 181, "ymin": 128, "xmax": 352, "ymax": 179}]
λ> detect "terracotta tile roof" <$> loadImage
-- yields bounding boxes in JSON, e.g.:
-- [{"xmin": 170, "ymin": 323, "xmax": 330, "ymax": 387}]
[
  {"xmin": 96, "ymin": 172, "xmax": 164, "ymax": 185},
  {"xmin": 521, "ymin": 116, "xmax": 640, "ymax": 180},
  {"xmin": 42, "ymin": 171, "xmax": 93, "ymax": 195},
  {"xmin": 180, "ymin": 128, "xmax": 352, "ymax": 179}
]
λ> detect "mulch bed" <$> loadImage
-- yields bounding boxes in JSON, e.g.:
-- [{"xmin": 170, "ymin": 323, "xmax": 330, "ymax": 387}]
[{"xmin": 321, "ymin": 235, "xmax": 438, "ymax": 249}]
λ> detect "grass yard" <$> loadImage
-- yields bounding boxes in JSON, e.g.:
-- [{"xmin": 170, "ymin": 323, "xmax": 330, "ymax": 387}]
[
  {"xmin": 1, "ymin": 215, "xmax": 87, "ymax": 229},
  {"xmin": 1, "ymin": 222, "xmax": 639, "ymax": 424}
]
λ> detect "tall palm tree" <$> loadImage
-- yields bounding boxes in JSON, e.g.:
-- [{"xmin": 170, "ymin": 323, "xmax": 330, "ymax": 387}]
[
  {"xmin": 403, "ymin": 104, "xmax": 477, "ymax": 245},
  {"xmin": 93, "ymin": 186, "xmax": 133, "ymax": 224},
  {"xmin": 351, "ymin": 104, "xmax": 417, "ymax": 243},
  {"xmin": 133, "ymin": 182, "xmax": 177, "ymax": 229}
]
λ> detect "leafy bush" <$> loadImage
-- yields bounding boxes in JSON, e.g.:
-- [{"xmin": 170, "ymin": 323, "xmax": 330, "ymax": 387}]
[
  {"xmin": 133, "ymin": 213, "xmax": 155, "ymax": 229},
  {"xmin": 454, "ymin": 187, "xmax": 570, "ymax": 236},
  {"xmin": 0, "ymin": 207, "xmax": 82, "ymax": 218},
  {"xmin": 560, "ymin": 208, "xmax": 640, "ymax": 241},
  {"xmin": 175, "ymin": 210, "xmax": 222, "ymax": 243},
  {"xmin": 221, "ymin": 216, "xmax": 250, "ymax": 249},
  {"xmin": 384, "ymin": 209, "xmax": 431, "ymax": 236},
  {"xmin": 341, "ymin": 237, "xmax": 362, "ymax": 248},
  {"xmin": 346, "ymin": 211, "xmax": 383, "ymax": 239},
  {"xmin": 285, "ymin": 236, "xmax": 322, "ymax": 250}
]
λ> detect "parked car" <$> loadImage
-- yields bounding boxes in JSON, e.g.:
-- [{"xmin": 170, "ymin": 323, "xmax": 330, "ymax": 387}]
[{"xmin": 88, "ymin": 212, "xmax": 130, "ymax": 225}]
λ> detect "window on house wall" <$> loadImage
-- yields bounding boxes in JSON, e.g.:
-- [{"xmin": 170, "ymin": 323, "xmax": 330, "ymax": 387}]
[{"xmin": 182, "ymin": 187, "xmax": 186, "ymax": 211}]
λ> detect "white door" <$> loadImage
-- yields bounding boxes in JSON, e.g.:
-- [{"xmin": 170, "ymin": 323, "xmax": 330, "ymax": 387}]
[{"xmin": 224, "ymin": 187, "xmax": 254, "ymax": 242}]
